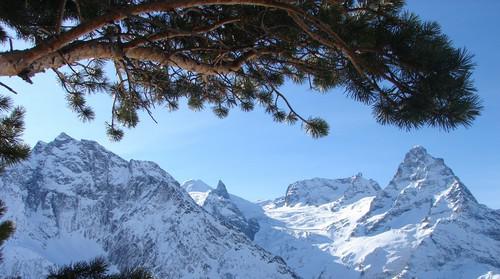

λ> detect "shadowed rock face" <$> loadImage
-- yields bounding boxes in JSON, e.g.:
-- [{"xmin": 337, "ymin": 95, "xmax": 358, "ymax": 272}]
[
  {"xmin": 0, "ymin": 133, "xmax": 298, "ymax": 279},
  {"xmin": 213, "ymin": 180, "xmax": 230, "ymax": 199}
]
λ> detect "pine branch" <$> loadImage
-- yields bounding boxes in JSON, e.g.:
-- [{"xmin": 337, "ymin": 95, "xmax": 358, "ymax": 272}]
[
  {"xmin": 55, "ymin": 0, "xmax": 67, "ymax": 34},
  {"xmin": 0, "ymin": 82, "xmax": 18, "ymax": 94}
]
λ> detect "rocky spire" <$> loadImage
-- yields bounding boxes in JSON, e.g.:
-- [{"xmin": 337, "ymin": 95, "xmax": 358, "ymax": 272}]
[{"xmin": 212, "ymin": 180, "xmax": 230, "ymax": 199}]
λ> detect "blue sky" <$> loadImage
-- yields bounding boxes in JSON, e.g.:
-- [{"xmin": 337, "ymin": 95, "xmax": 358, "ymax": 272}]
[{"xmin": 2, "ymin": 1, "xmax": 499, "ymax": 208}]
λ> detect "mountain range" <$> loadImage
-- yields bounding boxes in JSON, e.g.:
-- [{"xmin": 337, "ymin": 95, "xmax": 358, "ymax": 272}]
[
  {"xmin": 0, "ymin": 133, "xmax": 296, "ymax": 278},
  {"xmin": 1, "ymin": 134, "xmax": 499, "ymax": 279}
]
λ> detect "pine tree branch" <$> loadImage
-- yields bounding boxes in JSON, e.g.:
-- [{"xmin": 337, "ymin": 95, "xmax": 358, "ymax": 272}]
[
  {"xmin": 0, "ymin": 0, "xmax": 481, "ymax": 136},
  {"xmin": 0, "ymin": 0, "xmax": 300, "ymax": 76},
  {"xmin": 55, "ymin": 0, "xmax": 67, "ymax": 34},
  {"xmin": 0, "ymin": 82, "xmax": 18, "ymax": 94},
  {"xmin": 26, "ymin": 42, "xmax": 261, "ymax": 76},
  {"xmin": 253, "ymin": 64, "xmax": 310, "ymax": 125},
  {"xmin": 125, "ymin": 18, "xmax": 241, "ymax": 49}
]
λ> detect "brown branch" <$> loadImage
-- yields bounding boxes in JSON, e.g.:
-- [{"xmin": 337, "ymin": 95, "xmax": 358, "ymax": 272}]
[
  {"xmin": 0, "ymin": 0, "xmax": 377, "ymax": 96},
  {"xmin": 0, "ymin": 0, "xmax": 300, "ymax": 76},
  {"xmin": 253, "ymin": 64, "xmax": 310, "ymax": 125},
  {"xmin": 55, "ymin": 0, "xmax": 67, "ymax": 34},
  {"xmin": 111, "ymin": 93, "xmax": 117, "ymax": 128},
  {"xmin": 0, "ymin": 82, "xmax": 18, "ymax": 94},
  {"xmin": 125, "ymin": 18, "xmax": 241, "ymax": 49},
  {"xmin": 26, "ymin": 42, "xmax": 259, "ymax": 76},
  {"xmin": 287, "ymin": 11, "xmax": 394, "ymax": 102},
  {"xmin": 287, "ymin": 12, "xmax": 361, "ymax": 72},
  {"xmin": 72, "ymin": 0, "xmax": 83, "ymax": 21}
]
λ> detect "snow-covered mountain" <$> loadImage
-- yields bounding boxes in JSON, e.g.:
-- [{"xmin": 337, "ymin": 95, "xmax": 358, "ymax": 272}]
[
  {"xmin": 185, "ymin": 147, "xmax": 500, "ymax": 279},
  {"xmin": 0, "ymin": 134, "xmax": 298, "ymax": 279},
  {"xmin": 182, "ymin": 180, "xmax": 260, "ymax": 240},
  {"xmin": 283, "ymin": 174, "xmax": 381, "ymax": 207},
  {"xmin": 1, "ymin": 134, "xmax": 498, "ymax": 279}
]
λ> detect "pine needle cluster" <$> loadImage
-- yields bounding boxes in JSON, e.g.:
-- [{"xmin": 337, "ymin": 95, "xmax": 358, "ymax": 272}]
[
  {"xmin": 47, "ymin": 257, "xmax": 155, "ymax": 279},
  {"xmin": 0, "ymin": 200, "xmax": 15, "ymax": 263},
  {"xmin": 0, "ymin": 95, "xmax": 30, "ymax": 172}
]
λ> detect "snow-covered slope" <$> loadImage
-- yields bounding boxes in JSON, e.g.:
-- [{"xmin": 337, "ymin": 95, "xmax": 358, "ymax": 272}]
[
  {"xmin": 348, "ymin": 146, "xmax": 500, "ymax": 278},
  {"xmin": 283, "ymin": 174, "xmax": 381, "ymax": 207},
  {"xmin": 182, "ymin": 180, "xmax": 260, "ymax": 240},
  {"xmin": 185, "ymin": 147, "xmax": 500, "ymax": 279},
  {"xmin": 2, "ymin": 134, "xmax": 498, "ymax": 279},
  {"xmin": 181, "ymin": 179, "xmax": 213, "ymax": 206},
  {"xmin": 0, "ymin": 133, "xmax": 298, "ymax": 279}
]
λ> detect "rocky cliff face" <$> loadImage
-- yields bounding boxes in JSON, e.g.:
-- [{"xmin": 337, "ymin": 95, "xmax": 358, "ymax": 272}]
[
  {"xmin": 185, "ymin": 147, "xmax": 500, "ymax": 279},
  {"xmin": 0, "ymin": 134, "xmax": 298, "ymax": 279}
]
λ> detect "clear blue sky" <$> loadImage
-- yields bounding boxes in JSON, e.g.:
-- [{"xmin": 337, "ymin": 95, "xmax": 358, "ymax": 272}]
[{"xmin": 2, "ymin": 1, "xmax": 499, "ymax": 208}]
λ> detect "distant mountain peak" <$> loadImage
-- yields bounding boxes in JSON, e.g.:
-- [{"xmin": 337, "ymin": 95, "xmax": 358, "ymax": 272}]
[
  {"xmin": 352, "ymin": 172, "xmax": 363, "ymax": 179},
  {"xmin": 212, "ymin": 180, "xmax": 230, "ymax": 199},
  {"xmin": 181, "ymin": 179, "xmax": 212, "ymax": 193},
  {"xmin": 284, "ymin": 175, "xmax": 380, "ymax": 206},
  {"xmin": 402, "ymin": 145, "xmax": 433, "ymax": 163},
  {"xmin": 409, "ymin": 144, "xmax": 427, "ymax": 153},
  {"xmin": 389, "ymin": 146, "xmax": 452, "ymax": 187},
  {"xmin": 147, "ymin": 143, "xmax": 500, "ymax": 279},
  {"xmin": 32, "ymin": 140, "xmax": 48, "ymax": 152},
  {"xmin": 359, "ymin": 146, "xmax": 480, "ymax": 236},
  {"xmin": 55, "ymin": 132, "xmax": 76, "ymax": 142},
  {"xmin": 48, "ymin": 133, "xmax": 105, "ymax": 154}
]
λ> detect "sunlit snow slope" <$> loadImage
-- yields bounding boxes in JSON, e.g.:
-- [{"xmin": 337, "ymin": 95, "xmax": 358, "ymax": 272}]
[{"xmin": 186, "ymin": 147, "xmax": 500, "ymax": 279}]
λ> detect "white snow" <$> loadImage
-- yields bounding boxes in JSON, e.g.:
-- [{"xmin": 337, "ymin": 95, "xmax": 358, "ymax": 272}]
[
  {"xmin": 2, "ymin": 135, "xmax": 499, "ymax": 279},
  {"xmin": 185, "ymin": 147, "xmax": 500, "ymax": 279},
  {"xmin": 0, "ymin": 133, "xmax": 298, "ymax": 279}
]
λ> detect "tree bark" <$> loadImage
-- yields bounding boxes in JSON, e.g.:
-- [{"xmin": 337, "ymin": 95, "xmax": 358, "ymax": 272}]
[{"xmin": 18, "ymin": 42, "xmax": 258, "ymax": 76}]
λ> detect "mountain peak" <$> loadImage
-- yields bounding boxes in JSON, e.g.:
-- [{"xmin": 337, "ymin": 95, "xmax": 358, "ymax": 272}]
[
  {"xmin": 284, "ymin": 176, "xmax": 380, "ymax": 207},
  {"xmin": 181, "ymin": 179, "xmax": 212, "ymax": 192},
  {"xmin": 391, "ymin": 146, "xmax": 452, "ymax": 182},
  {"xmin": 213, "ymin": 180, "xmax": 230, "ymax": 199},
  {"xmin": 362, "ymin": 146, "xmax": 475, "ymax": 230},
  {"xmin": 55, "ymin": 132, "xmax": 76, "ymax": 142},
  {"xmin": 43, "ymin": 133, "xmax": 120, "ymax": 163},
  {"xmin": 353, "ymin": 172, "xmax": 363, "ymax": 179},
  {"xmin": 404, "ymin": 145, "xmax": 430, "ymax": 161},
  {"xmin": 1, "ymin": 138, "xmax": 297, "ymax": 279},
  {"xmin": 386, "ymin": 146, "xmax": 454, "ymax": 194},
  {"xmin": 409, "ymin": 145, "xmax": 427, "ymax": 153}
]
